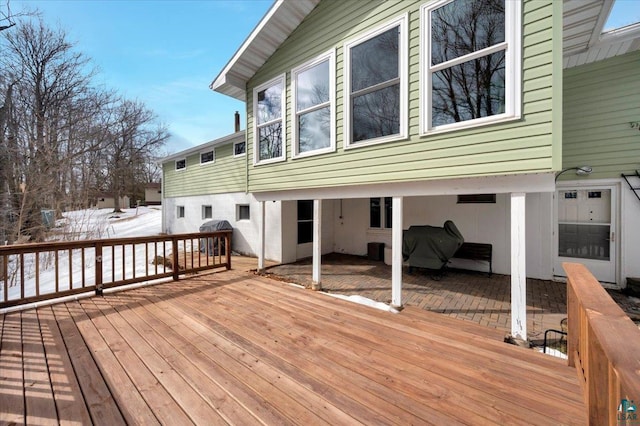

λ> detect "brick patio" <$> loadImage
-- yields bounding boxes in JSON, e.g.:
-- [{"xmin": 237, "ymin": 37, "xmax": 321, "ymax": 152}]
[{"xmin": 261, "ymin": 253, "xmax": 575, "ymax": 345}]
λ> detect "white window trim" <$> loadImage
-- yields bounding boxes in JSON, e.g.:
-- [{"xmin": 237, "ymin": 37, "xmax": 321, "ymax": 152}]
[
  {"xmin": 175, "ymin": 158, "xmax": 186, "ymax": 171},
  {"xmin": 233, "ymin": 140, "xmax": 246, "ymax": 158},
  {"xmin": 291, "ymin": 50, "xmax": 336, "ymax": 159},
  {"xmin": 253, "ymin": 74, "xmax": 286, "ymax": 165},
  {"xmin": 200, "ymin": 149, "xmax": 215, "ymax": 165},
  {"xmin": 176, "ymin": 205, "xmax": 185, "ymax": 219},
  {"xmin": 343, "ymin": 14, "xmax": 409, "ymax": 149},
  {"xmin": 420, "ymin": 0, "xmax": 522, "ymax": 135}
]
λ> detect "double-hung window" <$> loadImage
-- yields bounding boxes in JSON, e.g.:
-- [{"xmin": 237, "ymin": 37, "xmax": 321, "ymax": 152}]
[
  {"xmin": 344, "ymin": 15, "xmax": 408, "ymax": 147},
  {"xmin": 292, "ymin": 51, "xmax": 335, "ymax": 157},
  {"xmin": 370, "ymin": 197, "xmax": 392, "ymax": 229},
  {"xmin": 422, "ymin": 0, "xmax": 521, "ymax": 133},
  {"xmin": 253, "ymin": 75, "xmax": 286, "ymax": 164}
]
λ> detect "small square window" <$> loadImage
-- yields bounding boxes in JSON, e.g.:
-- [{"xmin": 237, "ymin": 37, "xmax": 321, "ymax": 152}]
[
  {"xmin": 234, "ymin": 141, "xmax": 246, "ymax": 157},
  {"xmin": 175, "ymin": 159, "xmax": 186, "ymax": 170},
  {"xmin": 200, "ymin": 150, "xmax": 214, "ymax": 164},
  {"xmin": 177, "ymin": 206, "xmax": 185, "ymax": 218},
  {"xmin": 237, "ymin": 204, "xmax": 250, "ymax": 221},
  {"xmin": 202, "ymin": 205, "xmax": 212, "ymax": 219}
]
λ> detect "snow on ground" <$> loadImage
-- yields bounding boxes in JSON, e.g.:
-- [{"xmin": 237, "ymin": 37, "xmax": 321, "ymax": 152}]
[
  {"xmin": 1, "ymin": 207, "xmax": 165, "ymax": 304},
  {"xmin": 327, "ymin": 293, "xmax": 401, "ymax": 314}
]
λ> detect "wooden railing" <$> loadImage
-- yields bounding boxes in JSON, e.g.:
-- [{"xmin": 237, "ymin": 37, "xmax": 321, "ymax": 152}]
[
  {"xmin": 0, "ymin": 231, "xmax": 231, "ymax": 309},
  {"xmin": 564, "ymin": 263, "xmax": 640, "ymax": 425}
]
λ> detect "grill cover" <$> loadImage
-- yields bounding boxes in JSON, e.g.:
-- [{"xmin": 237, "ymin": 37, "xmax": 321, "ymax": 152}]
[{"xmin": 402, "ymin": 221, "xmax": 464, "ymax": 270}]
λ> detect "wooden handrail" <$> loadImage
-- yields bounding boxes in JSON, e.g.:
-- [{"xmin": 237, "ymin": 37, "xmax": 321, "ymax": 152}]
[
  {"xmin": 564, "ymin": 262, "xmax": 640, "ymax": 425},
  {"xmin": 0, "ymin": 231, "xmax": 231, "ymax": 309}
]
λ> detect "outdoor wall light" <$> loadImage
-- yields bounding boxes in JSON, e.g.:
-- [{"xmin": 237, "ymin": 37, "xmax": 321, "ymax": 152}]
[{"xmin": 555, "ymin": 166, "xmax": 593, "ymax": 181}]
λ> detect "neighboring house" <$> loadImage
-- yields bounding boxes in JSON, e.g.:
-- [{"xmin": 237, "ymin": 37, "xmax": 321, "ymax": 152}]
[
  {"xmin": 144, "ymin": 183, "xmax": 162, "ymax": 205},
  {"xmin": 95, "ymin": 193, "xmax": 130, "ymax": 210},
  {"xmin": 210, "ymin": 0, "xmax": 640, "ymax": 340},
  {"xmin": 160, "ymin": 130, "xmax": 282, "ymax": 260}
]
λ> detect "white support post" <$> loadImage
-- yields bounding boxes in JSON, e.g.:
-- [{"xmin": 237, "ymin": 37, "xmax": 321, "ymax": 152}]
[
  {"xmin": 510, "ymin": 192, "xmax": 527, "ymax": 341},
  {"xmin": 312, "ymin": 199, "xmax": 322, "ymax": 290},
  {"xmin": 391, "ymin": 196, "xmax": 403, "ymax": 308},
  {"xmin": 257, "ymin": 201, "xmax": 265, "ymax": 271}
]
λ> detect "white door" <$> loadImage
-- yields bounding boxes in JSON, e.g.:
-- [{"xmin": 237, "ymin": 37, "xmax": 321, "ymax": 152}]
[{"xmin": 554, "ymin": 186, "xmax": 617, "ymax": 283}]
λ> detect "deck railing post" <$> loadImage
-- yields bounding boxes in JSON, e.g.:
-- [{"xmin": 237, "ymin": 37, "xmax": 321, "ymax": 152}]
[
  {"xmin": 95, "ymin": 242, "xmax": 103, "ymax": 296},
  {"xmin": 225, "ymin": 231, "xmax": 231, "ymax": 270},
  {"xmin": 172, "ymin": 237, "xmax": 180, "ymax": 281}
]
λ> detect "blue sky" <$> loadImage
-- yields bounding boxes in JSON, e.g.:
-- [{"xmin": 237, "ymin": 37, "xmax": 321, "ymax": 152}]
[
  {"xmin": 11, "ymin": 0, "xmax": 640, "ymax": 155},
  {"xmin": 14, "ymin": 0, "xmax": 272, "ymax": 154}
]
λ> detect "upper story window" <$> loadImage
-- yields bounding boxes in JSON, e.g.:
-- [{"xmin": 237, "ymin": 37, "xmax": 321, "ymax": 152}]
[
  {"xmin": 253, "ymin": 75, "xmax": 285, "ymax": 164},
  {"xmin": 292, "ymin": 51, "xmax": 335, "ymax": 157},
  {"xmin": 175, "ymin": 158, "xmax": 186, "ymax": 171},
  {"xmin": 234, "ymin": 140, "xmax": 246, "ymax": 157},
  {"xmin": 344, "ymin": 15, "xmax": 408, "ymax": 148},
  {"xmin": 200, "ymin": 150, "xmax": 214, "ymax": 165},
  {"xmin": 421, "ymin": 0, "xmax": 521, "ymax": 134}
]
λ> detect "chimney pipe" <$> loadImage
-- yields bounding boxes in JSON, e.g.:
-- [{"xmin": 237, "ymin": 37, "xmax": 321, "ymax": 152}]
[{"xmin": 234, "ymin": 111, "xmax": 240, "ymax": 133}]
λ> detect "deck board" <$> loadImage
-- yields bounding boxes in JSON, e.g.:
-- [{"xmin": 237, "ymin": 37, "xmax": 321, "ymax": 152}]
[{"xmin": 0, "ymin": 269, "xmax": 587, "ymax": 425}]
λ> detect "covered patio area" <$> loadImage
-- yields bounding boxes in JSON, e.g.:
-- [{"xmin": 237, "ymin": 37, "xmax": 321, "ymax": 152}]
[{"xmin": 264, "ymin": 253, "xmax": 572, "ymax": 344}]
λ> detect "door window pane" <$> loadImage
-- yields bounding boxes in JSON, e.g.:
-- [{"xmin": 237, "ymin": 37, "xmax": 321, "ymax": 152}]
[{"xmin": 559, "ymin": 224, "xmax": 610, "ymax": 261}]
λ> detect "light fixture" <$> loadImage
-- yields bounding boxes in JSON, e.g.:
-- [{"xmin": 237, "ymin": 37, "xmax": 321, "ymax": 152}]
[{"xmin": 555, "ymin": 166, "xmax": 593, "ymax": 182}]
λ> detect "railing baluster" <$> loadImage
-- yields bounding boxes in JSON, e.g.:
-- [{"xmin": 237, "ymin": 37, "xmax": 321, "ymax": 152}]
[
  {"xmin": 35, "ymin": 251, "xmax": 40, "ymax": 297},
  {"xmin": 2, "ymin": 254, "xmax": 7, "ymax": 303},
  {"xmin": 20, "ymin": 253, "xmax": 24, "ymax": 299},
  {"xmin": 68, "ymin": 248, "xmax": 73, "ymax": 290},
  {"xmin": 95, "ymin": 242, "xmax": 103, "ymax": 295},
  {"xmin": 81, "ymin": 248, "xmax": 86, "ymax": 288}
]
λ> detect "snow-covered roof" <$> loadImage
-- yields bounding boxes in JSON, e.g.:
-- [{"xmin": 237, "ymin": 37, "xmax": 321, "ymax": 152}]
[
  {"xmin": 159, "ymin": 130, "xmax": 245, "ymax": 164},
  {"xmin": 211, "ymin": 0, "xmax": 640, "ymax": 101}
]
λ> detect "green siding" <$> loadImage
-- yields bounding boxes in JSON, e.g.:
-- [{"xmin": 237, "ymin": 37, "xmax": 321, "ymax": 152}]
[
  {"xmin": 163, "ymin": 143, "xmax": 247, "ymax": 197},
  {"xmin": 246, "ymin": 0, "xmax": 560, "ymax": 193},
  {"xmin": 562, "ymin": 51, "xmax": 640, "ymax": 180}
]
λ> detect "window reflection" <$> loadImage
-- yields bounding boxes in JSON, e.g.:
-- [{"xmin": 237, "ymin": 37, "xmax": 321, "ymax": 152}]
[
  {"xmin": 353, "ymin": 85, "xmax": 399, "ymax": 142},
  {"xmin": 429, "ymin": 0, "xmax": 508, "ymax": 127},
  {"xmin": 257, "ymin": 83, "xmax": 282, "ymax": 124},
  {"xmin": 258, "ymin": 122, "xmax": 282, "ymax": 161},
  {"xmin": 295, "ymin": 58, "xmax": 331, "ymax": 154},
  {"xmin": 349, "ymin": 25, "xmax": 400, "ymax": 143}
]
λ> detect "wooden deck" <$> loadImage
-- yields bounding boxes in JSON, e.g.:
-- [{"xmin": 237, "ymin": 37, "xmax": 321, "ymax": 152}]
[{"xmin": 1, "ymin": 269, "xmax": 587, "ymax": 425}]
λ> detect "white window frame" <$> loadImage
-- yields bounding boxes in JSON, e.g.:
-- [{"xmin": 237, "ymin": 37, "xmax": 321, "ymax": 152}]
[
  {"xmin": 200, "ymin": 149, "xmax": 215, "ymax": 165},
  {"xmin": 202, "ymin": 205, "xmax": 212, "ymax": 220},
  {"xmin": 253, "ymin": 74, "xmax": 286, "ymax": 165},
  {"xmin": 369, "ymin": 197, "xmax": 393, "ymax": 230},
  {"xmin": 236, "ymin": 204, "xmax": 250, "ymax": 221},
  {"xmin": 175, "ymin": 158, "xmax": 186, "ymax": 171},
  {"xmin": 176, "ymin": 205, "xmax": 185, "ymax": 219},
  {"xmin": 233, "ymin": 140, "xmax": 246, "ymax": 158},
  {"xmin": 420, "ymin": 0, "xmax": 521, "ymax": 135},
  {"xmin": 343, "ymin": 14, "xmax": 408, "ymax": 149},
  {"xmin": 291, "ymin": 50, "xmax": 335, "ymax": 158}
]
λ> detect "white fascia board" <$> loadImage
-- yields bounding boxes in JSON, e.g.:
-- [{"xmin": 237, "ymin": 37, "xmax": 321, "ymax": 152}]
[
  {"xmin": 253, "ymin": 172, "xmax": 557, "ymax": 201},
  {"xmin": 210, "ymin": 0, "xmax": 320, "ymax": 100},
  {"xmin": 158, "ymin": 131, "xmax": 245, "ymax": 164}
]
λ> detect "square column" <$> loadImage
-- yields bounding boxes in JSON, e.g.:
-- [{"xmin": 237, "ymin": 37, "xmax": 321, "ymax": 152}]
[
  {"xmin": 312, "ymin": 199, "xmax": 322, "ymax": 290},
  {"xmin": 510, "ymin": 192, "xmax": 527, "ymax": 341},
  {"xmin": 391, "ymin": 196, "xmax": 403, "ymax": 308},
  {"xmin": 257, "ymin": 201, "xmax": 265, "ymax": 271}
]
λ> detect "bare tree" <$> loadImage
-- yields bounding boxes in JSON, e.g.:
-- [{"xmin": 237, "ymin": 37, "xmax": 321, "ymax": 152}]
[{"xmin": 103, "ymin": 99, "xmax": 168, "ymax": 213}]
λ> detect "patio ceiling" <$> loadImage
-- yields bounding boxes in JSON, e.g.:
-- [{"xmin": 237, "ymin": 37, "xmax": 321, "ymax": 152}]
[{"xmin": 212, "ymin": 0, "xmax": 640, "ymax": 101}]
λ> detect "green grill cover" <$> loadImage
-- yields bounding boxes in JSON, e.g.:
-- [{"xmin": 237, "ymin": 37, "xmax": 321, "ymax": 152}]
[{"xmin": 402, "ymin": 221, "xmax": 464, "ymax": 270}]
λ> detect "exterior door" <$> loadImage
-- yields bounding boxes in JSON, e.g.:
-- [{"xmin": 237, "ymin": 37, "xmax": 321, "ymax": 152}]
[{"xmin": 555, "ymin": 186, "xmax": 616, "ymax": 283}]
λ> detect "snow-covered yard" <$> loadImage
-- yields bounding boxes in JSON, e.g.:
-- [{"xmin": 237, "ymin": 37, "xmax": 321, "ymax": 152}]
[{"xmin": 1, "ymin": 207, "xmax": 166, "ymax": 304}]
